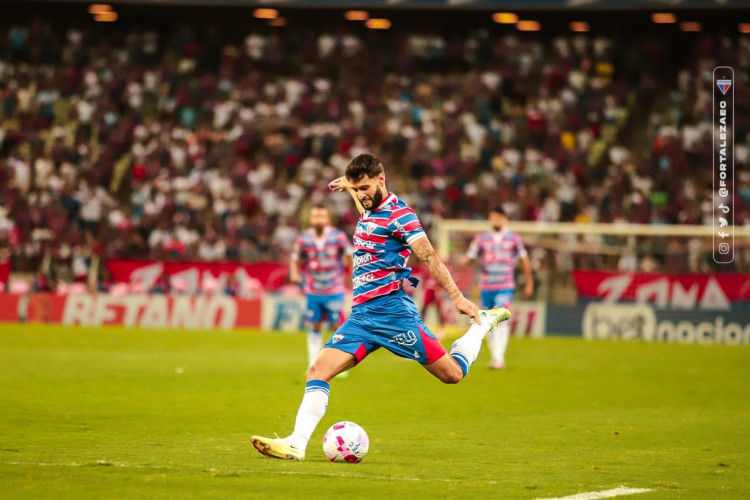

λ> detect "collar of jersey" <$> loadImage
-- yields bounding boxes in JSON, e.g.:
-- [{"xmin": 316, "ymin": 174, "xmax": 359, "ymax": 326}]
[
  {"xmin": 491, "ymin": 228, "xmax": 509, "ymax": 241},
  {"xmin": 362, "ymin": 192, "xmax": 396, "ymax": 218},
  {"xmin": 311, "ymin": 225, "xmax": 332, "ymax": 244}
]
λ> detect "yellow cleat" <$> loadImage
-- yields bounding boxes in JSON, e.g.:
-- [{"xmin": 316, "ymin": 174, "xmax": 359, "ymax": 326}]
[
  {"xmin": 251, "ymin": 435, "xmax": 305, "ymax": 461},
  {"xmin": 472, "ymin": 307, "xmax": 511, "ymax": 332}
]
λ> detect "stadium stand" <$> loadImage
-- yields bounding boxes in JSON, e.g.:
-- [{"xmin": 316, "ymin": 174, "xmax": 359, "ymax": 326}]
[{"xmin": 0, "ymin": 4, "xmax": 748, "ymax": 293}]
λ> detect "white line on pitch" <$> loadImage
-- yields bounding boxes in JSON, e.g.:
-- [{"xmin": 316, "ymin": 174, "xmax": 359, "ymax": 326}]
[{"xmin": 536, "ymin": 486, "xmax": 652, "ymax": 500}]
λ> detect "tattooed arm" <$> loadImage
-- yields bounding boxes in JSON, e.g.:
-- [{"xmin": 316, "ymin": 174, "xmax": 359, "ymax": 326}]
[{"xmin": 411, "ymin": 236, "xmax": 481, "ymax": 324}]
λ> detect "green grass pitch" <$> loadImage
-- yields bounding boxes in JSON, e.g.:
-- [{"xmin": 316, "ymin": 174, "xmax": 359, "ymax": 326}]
[{"xmin": 0, "ymin": 324, "xmax": 748, "ymax": 499}]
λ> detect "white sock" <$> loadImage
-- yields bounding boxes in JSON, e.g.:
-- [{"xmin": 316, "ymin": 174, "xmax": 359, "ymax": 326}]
[
  {"xmin": 449, "ymin": 322, "xmax": 490, "ymax": 377},
  {"xmin": 487, "ymin": 322, "xmax": 510, "ymax": 366},
  {"xmin": 290, "ymin": 380, "xmax": 330, "ymax": 450},
  {"xmin": 307, "ymin": 330, "xmax": 322, "ymax": 367}
]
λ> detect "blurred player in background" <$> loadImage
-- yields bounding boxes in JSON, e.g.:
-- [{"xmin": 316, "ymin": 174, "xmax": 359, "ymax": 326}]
[
  {"xmin": 252, "ymin": 153, "xmax": 511, "ymax": 461},
  {"xmin": 461, "ymin": 207, "xmax": 533, "ymax": 370},
  {"xmin": 290, "ymin": 204, "xmax": 353, "ymax": 368}
]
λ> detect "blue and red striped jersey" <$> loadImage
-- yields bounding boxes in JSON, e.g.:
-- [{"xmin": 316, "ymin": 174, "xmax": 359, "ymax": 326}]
[
  {"xmin": 466, "ymin": 229, "xmax": 527, "ymax": 291},
  {"xmin": 351, "ymin": 193, "xmax": 426, "ymax": 305},
  {"xmin": 291, "ymin": 226, "xmax": 352, "ymax": 295}
]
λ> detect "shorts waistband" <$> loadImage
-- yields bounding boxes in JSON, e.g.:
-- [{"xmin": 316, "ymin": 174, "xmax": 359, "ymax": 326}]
[{"xmin": 353, "ymin": 288, "xmax": 406, "ymax": 309}]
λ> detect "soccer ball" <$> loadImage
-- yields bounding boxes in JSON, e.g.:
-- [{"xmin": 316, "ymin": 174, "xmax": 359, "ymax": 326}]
[{"xmin": 323, "ymin": 421, "xmax": 369, "ymax": 463}]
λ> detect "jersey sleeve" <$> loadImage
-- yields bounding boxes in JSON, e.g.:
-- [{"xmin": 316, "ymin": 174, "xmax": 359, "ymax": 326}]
[
  {"xmin": 466, "ymin": 234, "xmax": 481, "ymax": 260},
  {"xmin": 290, "ymin": 235, "xmax": 303, "ymax": 261},
  {"xmin": 514, "ymin": 232, "xmax": 528, "ymax": 258},
  {"xmin": 390, "ymin": 206, "xmax": 426, "ymax": 245}
]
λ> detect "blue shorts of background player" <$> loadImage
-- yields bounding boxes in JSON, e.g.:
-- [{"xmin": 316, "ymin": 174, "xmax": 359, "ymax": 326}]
[
  {"xmin": 480, "ymin": 289, "xmax": 514, "ymax": 310},
  {"xmin": 306, "ymin": 292, "xmax": 345, "ymax": 325},
  {"xmin": 324, "ymin": 290, "xmax": 446, "ymax": 365}
]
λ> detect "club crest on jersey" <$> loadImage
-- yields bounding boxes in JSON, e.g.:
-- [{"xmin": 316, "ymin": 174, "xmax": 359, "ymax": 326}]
[
  {"xmin": 717, "ymin": 79, "xmax": 732, "ymax": 95},
  {"xmin": 332, "ymin": 333, "xmax": 344, "ymax": 343},
  {"xmin": 365, "ymin": 222, "xmax": 378, "ymax": 235}
]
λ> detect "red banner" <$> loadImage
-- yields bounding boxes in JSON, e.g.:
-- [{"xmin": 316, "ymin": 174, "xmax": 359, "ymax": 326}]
[
  {"xmin": 573, "ymin": 270, "xmax": 750, "ymax": 310},
  {"xmin": 22, "ymin": 293, "xmax": 262, "ymax": 329},
  {"xmin": 0, "ymin": 293, "xmax": 20, "ymax": 322},
  {"xmin": 0, "ymin": 260, "xmax": 10, "ymax": 285},
  {"xmin": 105, "ymin": 259, "xmax": 287, "ymax": 292}
]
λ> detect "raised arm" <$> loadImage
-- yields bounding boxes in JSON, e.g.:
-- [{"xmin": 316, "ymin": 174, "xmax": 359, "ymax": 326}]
[
  {"xmin": 328, "ymin": 176, "xmax": 364, "ymax": 214},
  {"xmin": 411, "ymin": 236, "xmax": 481, "ymax": 324}
]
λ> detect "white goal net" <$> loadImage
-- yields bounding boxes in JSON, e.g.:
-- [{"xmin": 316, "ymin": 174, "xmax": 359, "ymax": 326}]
[{"xmin": 435, "ymin": 219, "xmax": 750, "ymax": 305}]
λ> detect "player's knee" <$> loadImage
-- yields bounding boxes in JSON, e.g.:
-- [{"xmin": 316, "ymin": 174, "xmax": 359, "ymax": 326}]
[
  {"xmin": 306, "ymin": 363, "xmax": 324, "ymax": 381},
  {"xmin": 307, "ymin": 362, "xmax": 340, "ymax": 383},
  {"xmin": 441, "ymin": 368, "xmax": 464, "ymax": 385}
]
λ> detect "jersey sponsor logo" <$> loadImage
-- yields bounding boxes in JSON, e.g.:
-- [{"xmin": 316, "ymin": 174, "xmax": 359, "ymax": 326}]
[
  {"xmin": 353, "ymin": 272, "xmax": 376, "ymax": 289},
  {"xmin": 309, "ymin": 270, "xmax": 337, "ymax": 281},
  {"xmin": 353, "ymin": 253, "xmax": 373, "ymax": 269},
  {"xmin": 353, "ymin": 236, "xmax": 377, "ymax": 249},
  {"xmin": 486, "ymin": 263, "xmax": 513, "ymax": 272},
  {"xmin": 318, "ymin": 258, "xmax": 340, "ymax": 268},
  {"xmin": 389, "ymin": 330, "xmax": 418, "ymax": 346}
]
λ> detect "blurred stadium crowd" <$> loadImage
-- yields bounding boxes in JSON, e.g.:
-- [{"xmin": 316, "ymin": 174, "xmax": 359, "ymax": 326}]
[{"xmin": 0, "ymin": 13, "xmax": 748, "ymax": 291}]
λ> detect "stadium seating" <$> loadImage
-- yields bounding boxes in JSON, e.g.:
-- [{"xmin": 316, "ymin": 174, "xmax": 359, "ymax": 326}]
[{"xmin": 0, "ymin": 11, "xmax": 747, "ymax": 290}]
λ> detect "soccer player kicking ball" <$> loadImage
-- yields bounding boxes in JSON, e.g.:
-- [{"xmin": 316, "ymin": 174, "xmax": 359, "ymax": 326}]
[{"xmin": 251, "ymin": 153, "xmax": 510, "ymax": 461}]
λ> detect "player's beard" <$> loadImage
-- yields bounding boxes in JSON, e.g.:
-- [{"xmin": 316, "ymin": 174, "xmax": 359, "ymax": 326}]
[{"xmin": 365, "ymin": 189, "xmax": 384, "ymax": 210}]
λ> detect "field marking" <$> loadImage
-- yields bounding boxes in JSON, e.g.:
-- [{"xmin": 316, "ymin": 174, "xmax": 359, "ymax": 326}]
[
  {"xmin": 2, "ymin": 461, "xmax": 498, "ymax": 484},
  {"xmin": 536, "ymin": 486, "xmax": 652, "ymax": 500}
]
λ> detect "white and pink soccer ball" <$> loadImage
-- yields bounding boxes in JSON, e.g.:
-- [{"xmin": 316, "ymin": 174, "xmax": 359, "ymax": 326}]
[{"xmin": 323, "ymin": 421, "xmax": 369, "ymax": 463}]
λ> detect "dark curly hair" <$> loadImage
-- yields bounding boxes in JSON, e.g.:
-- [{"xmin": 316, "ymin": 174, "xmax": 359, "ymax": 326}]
[{"xmin": 345, "ymin": 153, "xmax": 384, "ymax": 182}]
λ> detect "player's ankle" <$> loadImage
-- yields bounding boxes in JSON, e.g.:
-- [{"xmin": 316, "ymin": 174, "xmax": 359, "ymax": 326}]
[{"xmin": 289, "ymin": 434, "xmax": 308, "ymax": 451}]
